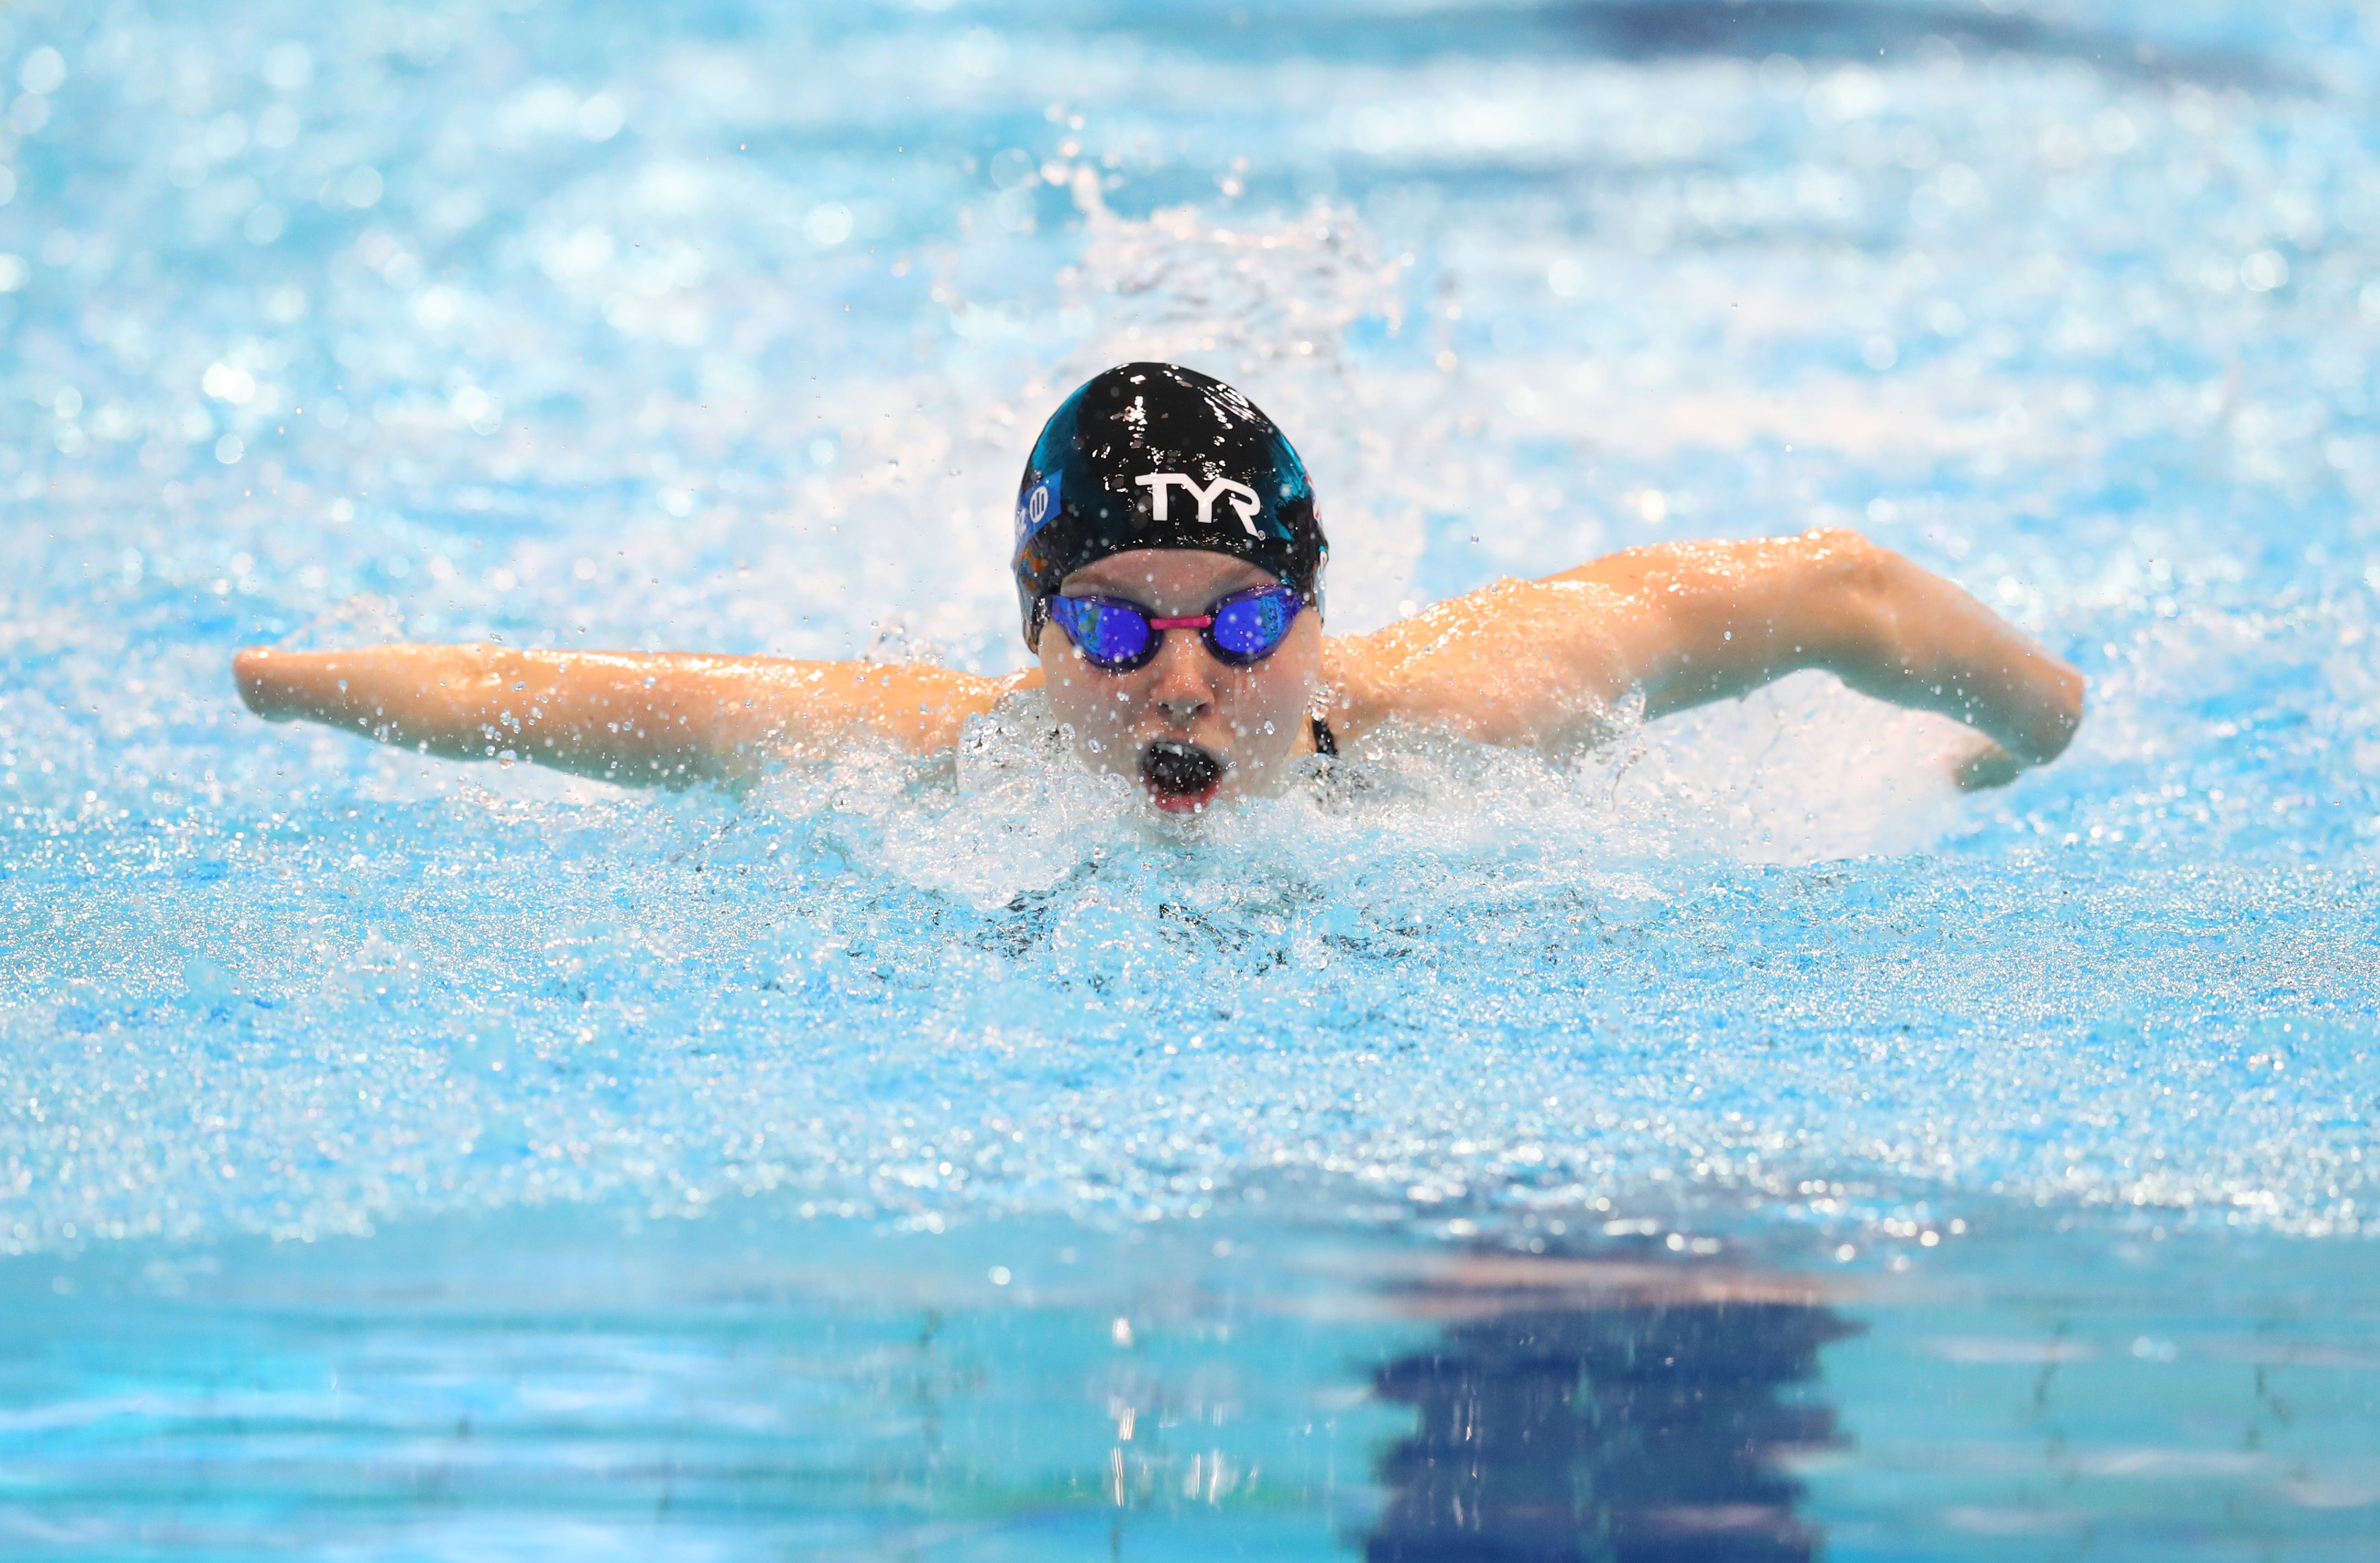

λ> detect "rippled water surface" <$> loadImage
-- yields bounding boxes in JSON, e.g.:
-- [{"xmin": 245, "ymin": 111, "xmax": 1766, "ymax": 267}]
[{"xmin": 2, "ymin": 0, "xmax": 2376, "ymax": 1556}]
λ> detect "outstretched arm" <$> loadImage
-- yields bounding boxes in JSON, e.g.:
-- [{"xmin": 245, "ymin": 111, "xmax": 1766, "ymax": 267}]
[
  {"xmin": 232, "ymin": 644, "xmax": 1025, "ymax": 786},
  {"xmin": 1326, "ymin": 529, "xmax": 2083, "ymax": 787}
]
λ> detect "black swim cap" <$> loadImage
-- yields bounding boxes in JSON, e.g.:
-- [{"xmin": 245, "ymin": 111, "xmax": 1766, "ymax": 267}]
[{"xmin": 1011, "ymin": 363, "xmax": 1327, "ymax": 649}]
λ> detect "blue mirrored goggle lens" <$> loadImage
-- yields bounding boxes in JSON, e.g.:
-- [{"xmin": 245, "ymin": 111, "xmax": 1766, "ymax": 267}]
[
  {"xmin": 1209, "ymin": 589, "xmax": 1299, "ymax": 660},
  {"xmin": 1051, "ymin": 596, "xmax": 1151, "ymax": 667}
]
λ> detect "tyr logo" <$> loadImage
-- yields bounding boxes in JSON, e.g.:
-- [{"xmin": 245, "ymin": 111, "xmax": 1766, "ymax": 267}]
[{"xmin": 1134, "ymin": 473, "xmax": 1263, "ymax": 539}]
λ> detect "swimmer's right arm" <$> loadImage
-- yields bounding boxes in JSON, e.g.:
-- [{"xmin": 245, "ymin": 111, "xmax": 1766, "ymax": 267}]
[{"xmin": 232, "ymin": 644, "xmax": 1028, "ymax": 785}]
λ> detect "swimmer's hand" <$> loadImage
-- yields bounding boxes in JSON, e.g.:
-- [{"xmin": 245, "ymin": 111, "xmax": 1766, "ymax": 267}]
[
  {"xmin": 232, "ymin": 643, "xmax": 1026, "ymax": 786},
  {"xmin": 1949, "ymin": 736, "xmax": 2027, "ymax": 792}
]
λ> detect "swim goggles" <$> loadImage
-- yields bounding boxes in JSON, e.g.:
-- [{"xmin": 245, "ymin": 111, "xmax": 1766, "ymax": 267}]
[{"xmin": 1044, "ymin": 584, "xmax": 1305, "ymax": 672}]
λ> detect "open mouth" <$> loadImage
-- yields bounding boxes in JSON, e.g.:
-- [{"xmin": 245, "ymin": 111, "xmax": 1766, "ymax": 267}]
[{"xmin": 1140, "ymin": 740, "xmax": 1225, "ymax": 813}]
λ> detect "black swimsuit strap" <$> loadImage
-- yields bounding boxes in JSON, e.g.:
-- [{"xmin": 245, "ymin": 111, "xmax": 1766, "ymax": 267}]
[{"xmin": 1310, "ymin": 714, "xmax": 1338, "ymax": 757}]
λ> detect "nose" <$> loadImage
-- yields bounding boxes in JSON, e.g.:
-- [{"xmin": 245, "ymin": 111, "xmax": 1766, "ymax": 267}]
[{"xmin": 1145, "ymin": 631, "xmax": 1216, "ymax": 728}]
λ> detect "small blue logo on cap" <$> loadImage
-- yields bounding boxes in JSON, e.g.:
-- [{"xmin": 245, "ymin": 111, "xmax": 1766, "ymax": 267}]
[{"xmin": 1014, "ymin": 471, "xmax": 1062, "ymax": 549}]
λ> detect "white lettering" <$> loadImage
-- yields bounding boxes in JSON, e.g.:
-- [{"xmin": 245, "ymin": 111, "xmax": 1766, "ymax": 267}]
[{"xmin": 1133, "ymin": 473, "xmax": 1263, "ymax": 539}]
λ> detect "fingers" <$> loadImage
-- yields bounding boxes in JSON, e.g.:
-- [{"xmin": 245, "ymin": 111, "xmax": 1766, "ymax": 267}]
[
  {"xmin": 1951, "ymin": 737, "xmax": 2024, "ymax": 792},
  {"xmin": 231, "ymin": 647, "xmax": 294, "ymax": 719}
]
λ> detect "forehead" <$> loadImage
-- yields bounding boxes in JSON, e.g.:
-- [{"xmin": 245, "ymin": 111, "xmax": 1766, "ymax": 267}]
[{"xmin": 1061, "ymin": 549, "xmax": 1274, "ymax": 598}]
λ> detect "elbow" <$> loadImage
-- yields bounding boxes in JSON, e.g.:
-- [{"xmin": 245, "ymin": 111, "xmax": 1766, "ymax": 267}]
[
  {"xmin": 1799, "ymin": 529, "xmax": 1903, "ymax": 667},
  {"xmin": 1806, "ymin": 528, "xmax": 1895, "ymax": 598}
]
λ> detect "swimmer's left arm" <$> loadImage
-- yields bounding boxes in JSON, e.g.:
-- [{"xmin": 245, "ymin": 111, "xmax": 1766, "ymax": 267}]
[
  {"xmin": 1580, "ymin": 529, "xmax": 2085, "ymax": 765},
  {"xmin": 1328, "ymin": 529, "xmax": 2083, "ymax": 785}
]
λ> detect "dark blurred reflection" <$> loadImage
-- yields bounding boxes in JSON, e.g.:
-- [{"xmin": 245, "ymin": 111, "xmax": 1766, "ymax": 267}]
[
  {"xmin": 1557, "ymin": 1, "xmax": 2279, "ymax": 85},
  {"xmin": 1113, "ymin": 2, "xmax": 2284, "ymax": 91},
  {"xmin": 1365, "ymin": 1257, "xmax": 1857, "ymax": 1563}
]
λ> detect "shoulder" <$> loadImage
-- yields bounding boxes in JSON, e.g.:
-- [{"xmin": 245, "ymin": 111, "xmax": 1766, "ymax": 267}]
[
  {"xmin": 1321, "ymin": 574, "xmax": 1622, "ymax": 687},
  {"xmin": 1318, "ymin": 574, "xmax": 1638, "ymax": 749}
]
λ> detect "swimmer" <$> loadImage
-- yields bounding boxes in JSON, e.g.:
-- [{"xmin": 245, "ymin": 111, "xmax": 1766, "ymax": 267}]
[{"xmin": 234, "ymin": 362, "xmax": 2083, "ymax": 809}]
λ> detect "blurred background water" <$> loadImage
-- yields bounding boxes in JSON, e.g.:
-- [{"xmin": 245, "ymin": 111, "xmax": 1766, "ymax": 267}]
[{"xmin": 1, "ymin": 0, "xmax": 2376, "ymax": 1557}]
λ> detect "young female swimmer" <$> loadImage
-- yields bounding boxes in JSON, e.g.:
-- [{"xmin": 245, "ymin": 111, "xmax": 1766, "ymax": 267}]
[{"xmin": 234, "ymin": 362, "xmax": 2084, "ymax": 810}]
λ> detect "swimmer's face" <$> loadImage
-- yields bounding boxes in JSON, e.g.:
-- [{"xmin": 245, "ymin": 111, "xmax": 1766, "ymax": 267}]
[{"xmin": 1038, "ymin": 549, "xmax": 1324, "ymax": 814}]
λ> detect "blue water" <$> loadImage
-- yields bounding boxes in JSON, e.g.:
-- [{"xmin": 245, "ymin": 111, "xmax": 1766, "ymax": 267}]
[{"xmin": 3, "ymin": 0, "xmax": 2377, "ymax": 1556}]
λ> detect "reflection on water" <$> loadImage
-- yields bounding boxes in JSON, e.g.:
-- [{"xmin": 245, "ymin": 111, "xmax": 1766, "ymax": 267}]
[
  {"xmin": 1552, "ymin": 1, "xmax": 2284, "ymax": 86},
  {"xmin": 1366, "ymin": 1256, "xmax": 1856, "ymax": 1563},
  {"xmin": 2, "ymin": 1220, "xmax": 2374, "ymax": 1558}
]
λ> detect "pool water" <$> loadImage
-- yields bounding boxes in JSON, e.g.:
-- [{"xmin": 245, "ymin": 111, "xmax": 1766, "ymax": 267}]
[{"xmin": 2, "ymin": 0, "xmax": 2376, "ymax": 1556}]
